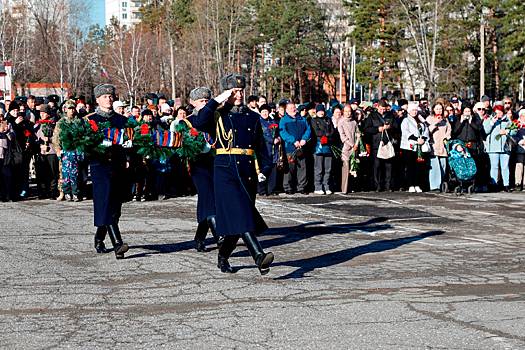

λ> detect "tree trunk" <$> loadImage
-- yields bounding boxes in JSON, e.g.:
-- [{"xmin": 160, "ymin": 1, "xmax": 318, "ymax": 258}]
[
  {"xmin": 492, "ymin": 32, "xmax": 500, "ymax": 99},
  {"xmin": 298, "ymin": 68, "xmax": 304, "ymax": 103},
  {"xmin": 250, "ymin": 45, "xmax": 256, "ymax": 94}
]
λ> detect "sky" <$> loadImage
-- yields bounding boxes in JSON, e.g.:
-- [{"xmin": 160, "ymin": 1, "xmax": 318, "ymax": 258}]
[{"xmin": 86, "ymin": 0, "xmax": 105, "ymax": 28}]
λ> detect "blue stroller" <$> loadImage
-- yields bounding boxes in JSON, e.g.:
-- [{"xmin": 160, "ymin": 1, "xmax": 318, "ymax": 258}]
[{"xmin": 443, "ymin": 139, "xmax": 477, "ymax": 195}]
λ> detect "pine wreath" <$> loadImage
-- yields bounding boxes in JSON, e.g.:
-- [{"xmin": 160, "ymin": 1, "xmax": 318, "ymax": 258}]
[
  {"xmin": 59, "ymin": 118, "xmax": 109, "ymax": 156},
  {"xmin": 132, "ymin": 122, "xmax": 176, "ymax": 160},
  {"xmin": 174, "ymin": 120, "xmax": 206, "ymax": 160}
]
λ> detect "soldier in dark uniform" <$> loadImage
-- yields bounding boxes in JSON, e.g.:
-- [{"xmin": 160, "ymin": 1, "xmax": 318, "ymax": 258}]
[
  {"xmin": 188, "ymin": 74, "xmax": 274, "ymax": 275},
  {"xmin": 186, "ymin": 87, "xmax": 222, "ymax": 252},
  {"xmin": 87, "ymin": 84, "xmax": 130, "ymax": 259}
]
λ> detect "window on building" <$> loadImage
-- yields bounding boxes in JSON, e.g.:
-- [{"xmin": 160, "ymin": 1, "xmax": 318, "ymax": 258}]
[
  {"xmin": 122, "ymin": 2, "xmax": 127, "ymax": 7},
  {"xmin": 122, "ymin": 13, "xmax": 127, "ymax": 19}
]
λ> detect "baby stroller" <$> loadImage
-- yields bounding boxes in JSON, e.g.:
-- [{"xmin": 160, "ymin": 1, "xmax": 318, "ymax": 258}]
[{"xmin": 442, "ymin": 139, "xmax": 477, "ymax": 195}]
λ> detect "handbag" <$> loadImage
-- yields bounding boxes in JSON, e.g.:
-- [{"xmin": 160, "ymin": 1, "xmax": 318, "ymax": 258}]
[
  {"xmin": 421, "ymin": 142, "xmax": 431, "ymax": 153},
  {"xmin": 377, "ymin": 131, "xmax": 395, "ymax": 159},
  {"xmin": 3, "ymin": 139, "xmax": 23, "ymax": 166}
]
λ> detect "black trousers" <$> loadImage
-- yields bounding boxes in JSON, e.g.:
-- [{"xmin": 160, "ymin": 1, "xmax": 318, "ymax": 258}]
[
  {"xmin": 0, "ymin": 161, "xmax": 14, "ymax": 201},
  {"xmin": 35, "ymin": 154, "xmax": 59, "ymax": 197},
  {"xmin": 402, "ymin": 150, "xmax": 424, "ymax": 187},
  {"xmin": 371, "ymin": 150, "xmax": 393, "ymax": 190}
]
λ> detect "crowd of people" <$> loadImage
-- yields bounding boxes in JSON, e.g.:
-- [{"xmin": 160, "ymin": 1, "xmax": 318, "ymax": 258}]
[{"xmin": 1, "ymin": 91, "xmax": 525, "ymax": 203}]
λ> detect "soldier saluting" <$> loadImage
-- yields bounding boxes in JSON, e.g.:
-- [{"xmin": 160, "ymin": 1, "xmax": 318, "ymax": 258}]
[
  {"xmin": 188, "ymin": 74, "xmax": 274, "ymax": 275},
  {"xmin": 87, "ymin": 84, "xmax": 130, "ymax": 259}
]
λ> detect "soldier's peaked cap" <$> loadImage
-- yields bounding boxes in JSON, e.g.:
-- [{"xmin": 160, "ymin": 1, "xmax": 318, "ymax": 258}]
[{"xmin": 220, "ymin": 73, "xmax": 246, "ymax": 90}]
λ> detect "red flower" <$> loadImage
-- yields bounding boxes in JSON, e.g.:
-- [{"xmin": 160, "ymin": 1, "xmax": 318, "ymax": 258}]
[
  {"xmin": 416, "ymin": 157, "xmax": 425, "ymax": 163},
  {"xmin": 140, "ymin": 124, "xmax": 149, "ymax": 135},
  {"xmin": 23, "ymin": 129, "xmax": 32, "ymax": 137},
  {"xmin": 190, "ymin": 128, "xmax": 199, "ymax": 137},
  {"xmin": 320, "ymin": 135, "xmax": 328, "ymax": 145},
  {"xmin": 89, "ymin": 120, "xmax": 98, "ymax": 132},
  {"xmin": 269, "ymin": 123, "xmax": 279, "ymax": 129}
]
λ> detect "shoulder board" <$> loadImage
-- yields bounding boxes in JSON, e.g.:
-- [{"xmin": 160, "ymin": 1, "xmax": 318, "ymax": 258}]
[{"xmin": 182, "ymin": 118, "xmax": 193, "ymax": 129}]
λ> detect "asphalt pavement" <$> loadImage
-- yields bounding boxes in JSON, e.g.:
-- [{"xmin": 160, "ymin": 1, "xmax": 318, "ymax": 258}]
[{"xmin": 0, "ymin": 190, "xmax": 524, "ymax": 349}]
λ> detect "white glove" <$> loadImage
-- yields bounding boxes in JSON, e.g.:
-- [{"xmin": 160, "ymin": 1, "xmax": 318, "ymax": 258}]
[
  {"xmin": 214, "ymin": 89, "xmax": 234, "ymax": 104},
  {"xmin": 258, "ymin": 173, "xmax": 266, "ymax": 183},
  {"xmin": 122, "ymin": 140, "xmax": 133, "ymax": 148}
]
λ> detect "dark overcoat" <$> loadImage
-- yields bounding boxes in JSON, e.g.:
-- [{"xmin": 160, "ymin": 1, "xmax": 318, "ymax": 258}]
[
  {"xmin": 188, "ymin": 100, "xmax": 272, "ymax": 236},
  {"xmin": 190, "ymin": 152, "xmax": 216, "ymax": 223},
  {"xmin": 88, "ymin": 112, "xmax": 128, "ymax": 227}
]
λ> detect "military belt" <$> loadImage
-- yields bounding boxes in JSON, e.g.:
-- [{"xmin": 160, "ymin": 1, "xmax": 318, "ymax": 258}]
[{"xmin": 216, "ymin": 148, "xmax": 254, "ymax": 156}]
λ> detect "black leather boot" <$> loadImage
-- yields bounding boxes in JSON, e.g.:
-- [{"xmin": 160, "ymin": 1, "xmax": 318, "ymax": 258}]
[
  {"xmin": 217, "ymin": 235, "xmax": 239, "ymax": 273},
  {"xmin": 241, "ymin": 232, "xmax": 274, "ymax": 275},
  {"xmin": 106, "ymin": 224, "xmax": 129, "ymax": 259},
  {"xmin": 194, "ymin": 220, "xmax": 209, "ymax": 252},
  {"xmin": 94, "ymin": 226, "xmax": 108, "ymax": 253},
  {"xmin": 207, "ymin": 215, "xmax": 224, "ymax": 248}
]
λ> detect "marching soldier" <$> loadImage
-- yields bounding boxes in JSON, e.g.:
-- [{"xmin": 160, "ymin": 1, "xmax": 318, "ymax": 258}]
[
  {"xmin": 182, "ymin": 87, "xmax": 223, "ymax": 252},
  {"xmin": 87, "ymin": 84, "xmax": 130, "ymax": 259},
  {"xmin": 189, "ymin": 74, "xmax": 274, "ymax": 275}
]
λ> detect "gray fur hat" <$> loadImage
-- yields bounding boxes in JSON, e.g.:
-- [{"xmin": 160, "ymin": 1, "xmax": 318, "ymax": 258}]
[
  {"xmin": 220, "ymin": 74, "xmax": 246, "ymax": 90},
  {"xmin": 189, "ymin": 87, "xmax": 212, "ymax": 101},
  {"xmin": 94, "ymin": 84, "xmax": 116, "ymax": 98}
]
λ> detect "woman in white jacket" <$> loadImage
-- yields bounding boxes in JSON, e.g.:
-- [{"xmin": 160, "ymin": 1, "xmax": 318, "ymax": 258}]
[{"xmin": 400, "ymin": 104, "xmax": 430, "ymax": 192}]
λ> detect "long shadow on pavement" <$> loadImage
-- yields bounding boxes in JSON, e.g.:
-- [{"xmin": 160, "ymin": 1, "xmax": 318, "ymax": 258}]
[
  {"xmin": 272, "ymin": 230, "xmax": 444, "ymax": 280},
  {"xmin": 232, "ymin": 217, "xmax": 391, "ymax": 258},
  {"xmin": 125, "ymin": 240, "xmax": 196, "ymax": 259},
  {"xmin": 126, "ymin": 217, "xmax": 391, "ymax": 259}
]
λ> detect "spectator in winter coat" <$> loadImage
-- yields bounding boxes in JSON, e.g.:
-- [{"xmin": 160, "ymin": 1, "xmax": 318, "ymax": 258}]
[
  {"xmin": 427, "ymin": 103, "xmax": 452, "ymax": 192},
  {"xmin": 400, "ymin": 104, "xmax": 430, "ymax": 193},
  {"xmin": 455, "ymin": 103, "xmax": 489, "ymax": 191},
  {"xmin": 363, "ymin": 100, "xmax": 395, "ymax": 191},
  {"xmin": 310, "ymin": 104, "xmax": 335, "ymax": 194},
  {"xmin": 258, "ymin": 104, "xmax": 281, "ymax": 196},
  {"xmin": 34, "ymin": 106, "xmax": 59, "ymax": 199},
  {"xmin": 483, "ymin": 104, "xmax": 515, "ymax": 191},
  {"xmin": 279, "ymin": 101, "xmax": 311, "ymax": 194},
  {"xmin": 0, "ymin": 114, "xmax": 16, "ymax": 201},
  {"xmin": 513, "ymin": 110, "xmax": 525, "ymax": 190},
  {"xmin": 338, "ymin": 105, "xmax": 360, "ymax": 193}
]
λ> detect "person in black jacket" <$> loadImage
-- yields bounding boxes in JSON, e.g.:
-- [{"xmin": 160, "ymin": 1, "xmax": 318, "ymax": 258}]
[
  {"xmin": 310, "ymin": 104, "xmax": 335, "ymax": 194},
  {"xmin": 452, "ymin": 103, "xmax": 487, "ymax": 190},
  {"xmin": 363, "ymin": 100, "xmax": 395, "ymax": 191},
  {"xmin": 6, "ymin": 100, "xmax": 35, "ymax": 199}
]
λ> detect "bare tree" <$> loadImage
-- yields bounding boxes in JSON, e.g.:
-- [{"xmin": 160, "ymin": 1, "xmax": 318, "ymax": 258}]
[
  {"xmin": 398, "ymin": 0, "xmax": 449, "ymax": 98},
  {"xmin": 104, "ymin": 20, "xmax": 151, "ymax": 104}
]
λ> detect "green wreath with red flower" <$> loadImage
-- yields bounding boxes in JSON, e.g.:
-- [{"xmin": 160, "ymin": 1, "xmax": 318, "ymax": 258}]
[
  {"xmin": 58, "ymin": 118, "xmax": 109, "ymax": 155},
  {"xmin": 130, "ymin": 121, "xmax": 176, "ymax": 160},
  {"xmin": 173, "ymin": 120, "xmax": 206, "ymax": 160}
]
